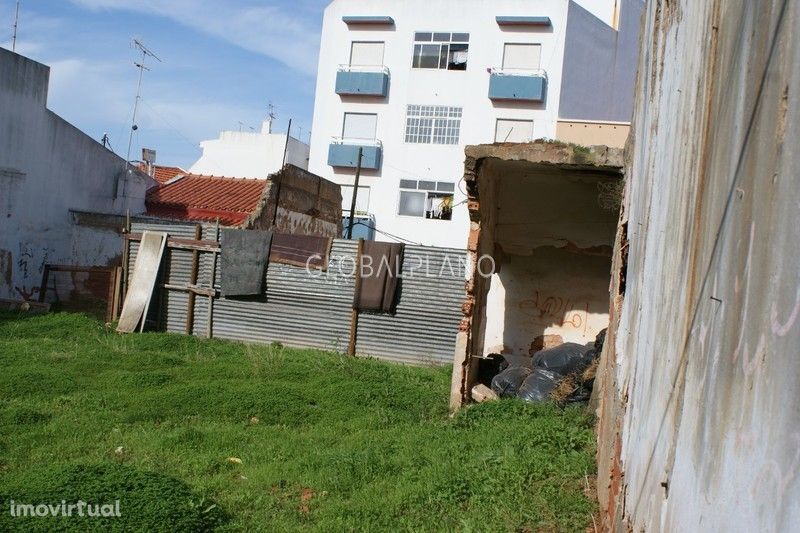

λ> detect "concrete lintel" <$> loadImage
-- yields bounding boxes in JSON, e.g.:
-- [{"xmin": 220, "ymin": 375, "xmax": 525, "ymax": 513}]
[{"xmin": 464, "ymin": 140, "xmax": 624, "ymax": 175}]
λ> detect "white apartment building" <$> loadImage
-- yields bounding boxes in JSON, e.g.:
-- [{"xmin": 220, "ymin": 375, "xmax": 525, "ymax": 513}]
[
  {"xmin": 190, "ymin": 118, "xmax": 310, "ymax": 179},
  {"xmin": 309, "ymin": 0, "xmax": 643, "ymax": 248}
]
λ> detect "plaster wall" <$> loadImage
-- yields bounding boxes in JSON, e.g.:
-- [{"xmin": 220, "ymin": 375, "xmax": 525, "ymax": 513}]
[
  {"xmin": 479, "ymin": 160, "xmax": 618, "ymax": 353},
  {"xmin": 595, "ymin": 0, "xmax": 800, "ymax": 530},
  {"xmin": 0, "ymin": 48, "xmax": 150, "ymax": 300},
  {"xmin": 189, "ymin": 120, "xmax": 310, "ymax": 178}
]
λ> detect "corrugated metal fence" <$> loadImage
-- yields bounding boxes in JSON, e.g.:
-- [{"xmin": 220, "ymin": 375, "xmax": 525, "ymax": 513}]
[{"xmin": 127, "ymin": 220, "xmax": 466, "ymax": 365}]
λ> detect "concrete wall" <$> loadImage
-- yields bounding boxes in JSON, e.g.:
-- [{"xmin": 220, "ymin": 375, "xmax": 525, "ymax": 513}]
[
  {"xmin": 249, "ymin": 165, "xmax": 342, "ymax": 238},
  {"xmin": 476, "ymin": 158, "xmax": 619, "ymax": 354},
  {"xmin": 189, "ymin": 119, "xmax": 310, "ymax": 178},
  {"xmin": 0, "ymin": 48, "xmax": 151, "ymax": 300},
  {"xmin": 596, "ymin": 0, "xmax": 800, "ymax": 530},
  {"xmin": 558, "ymin": 0, "xmax": 644, "ymax": 123},
  {"xmin": 310, "ymin": 0, "xmax": 626, "ymax": 249},
  {"xmin": 449, "ymin": 142, "xmax": 623, "ymax": 407}
]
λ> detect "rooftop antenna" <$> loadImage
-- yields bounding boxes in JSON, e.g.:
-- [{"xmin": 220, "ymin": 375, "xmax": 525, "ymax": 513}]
[
  {"xmin": 11, "ymin": 1, "xmax": 20, "ymax": 52},
  {"xmin": 125, "ymin": 38, "xmax": 162, "ymax": 168},
  {"xmin": 267, "ymin": 102, "xmax": 276, "ymax": 133}
]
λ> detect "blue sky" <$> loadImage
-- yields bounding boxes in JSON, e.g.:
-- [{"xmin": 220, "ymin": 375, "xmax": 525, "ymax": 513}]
[{"xmin": 0, "ymin": 0, "xmax": 329, "ymax": 168}]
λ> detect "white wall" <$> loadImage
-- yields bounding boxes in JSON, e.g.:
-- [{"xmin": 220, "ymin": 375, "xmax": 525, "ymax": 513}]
[
  {"xmin": 596, "ymin": 0, "xmax": 800, "ymax": 530},
  {"xmin": 0, "ymin": 48, "xmax": 151, "ymax": 300},
  {"xmin": 189, "ymin": 119, "xmax": 310, "ymax": 179},
  {"xmin": 309, "ymin": 0, "xmax": 597, "ymax": 248}
]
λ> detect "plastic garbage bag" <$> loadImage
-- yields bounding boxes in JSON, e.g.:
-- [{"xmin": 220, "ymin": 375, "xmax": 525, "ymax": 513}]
[
  {"xmin": 491, "ymin": 366, "xmax": 533, "ymax": 397},
  {"xmin": 532, "ymin": 342, "xmax": 587, "ymax": 375},
  {"xmin": 517, "ymin": 368, "xmax": 561, "ymax": 403},
  {"xmin": 501, "ymin": 353, "xmax": 535, "ymax": 369}
]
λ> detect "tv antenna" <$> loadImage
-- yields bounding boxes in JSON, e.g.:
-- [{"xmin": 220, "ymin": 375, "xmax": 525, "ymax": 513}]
[
  {"xmin": 266, "ymin": 102, "xmax": 276, "ymax": 133},
  {"xmin": 11, "ymin": 1, "xmax": 20, "ymax": 52},
  {"xmin": 125, "ymin": 38, "xmax": 162, "ymax": 167}
]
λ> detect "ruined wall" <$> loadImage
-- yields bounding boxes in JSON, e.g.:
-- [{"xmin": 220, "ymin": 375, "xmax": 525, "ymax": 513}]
[
  {"xmin": 480, "ymin": 159, "xmax": 619, "ymax": 353},
  {"xmin": 596, "ymin": 0, "xmax": 800, "ymax": 530},
  {"xmin": 451, "ymin": 142, "xmax": 623, "ymax": 407},
  {"xmin": 249, "ymin": 165, "xmax": 342, "ymax": 238},
  {"xmin": 0, "ymin": 49, "xmax": 150, "ymax": 300}
]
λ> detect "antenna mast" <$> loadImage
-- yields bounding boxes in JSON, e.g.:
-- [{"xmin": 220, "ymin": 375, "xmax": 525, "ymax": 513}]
[
  {"xmin": 267, "ymin": 102, "xmax": 276, "ymax": 133},
  {"xmin": 11, "ymin": 1, "xmax": 20, "ymax": 52},
  {"xmin": 125, "ymin": 38, "xmax": 162, "ymax": 167}
]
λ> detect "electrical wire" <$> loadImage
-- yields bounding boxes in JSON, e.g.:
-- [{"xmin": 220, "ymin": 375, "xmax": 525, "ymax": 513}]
[
  {"xmin": 350, "ymin": 220, "xmax": 423, "ymax": 246},
  {"xmin": 139, "ymin": 99, "xmax": 202, "ymax": 155}
]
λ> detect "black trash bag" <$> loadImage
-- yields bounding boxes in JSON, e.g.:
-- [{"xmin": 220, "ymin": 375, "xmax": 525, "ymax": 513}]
[
  {"xmin": 477, "ymin": 353, "xmax": 507, "ymax": 386},
  {"xmin": 517, "ymin": 368, "xmax": 562, "ymax": 403},
  {"xmin": 532, "ymin": 342, "xmax": 587, "ymax": 375},
  {"xmin": 594, "ymin": 328, "xmax": 607, "ymax": 352},
  {"xmin": 491, "ymin": 366, "xmax": 533, "ymax": 397},
  {"xmin": 501, "ymin": 353, "xmax": 535, "ymax": 369}
]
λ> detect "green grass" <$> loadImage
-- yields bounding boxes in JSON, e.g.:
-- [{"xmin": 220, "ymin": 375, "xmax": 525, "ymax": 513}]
[{"xmin": 0, "ymin": 312, "xmax": 596, "ymax": 532}]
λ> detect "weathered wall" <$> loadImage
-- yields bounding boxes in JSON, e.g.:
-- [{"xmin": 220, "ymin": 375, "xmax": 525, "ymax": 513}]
[
  {"xmin": 249, "ymin": 165, "xmax": 342, "ymax": 237},
  {"xmin": 479, "ymin": 158, "xmax": 619, "ymax": 353},
  {"xmin": 0, "ymin": 49, "xmax": 151, "ymax": 300},
  {"xmin": 450, "ymin": 141, "xmax": 623, "ymax": 407},
  {"xmin": 596, "ymin": 0, "xmax": 800, "ymax": 530},
  {"xmin": 558, "ymin": 0, "xmax": 645, "ymax": 123}
]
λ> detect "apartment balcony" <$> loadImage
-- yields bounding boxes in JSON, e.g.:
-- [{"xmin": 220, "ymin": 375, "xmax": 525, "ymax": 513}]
[
  {"xmin": 328, "ymin": 139, "xmax": 383, "ymax": 170},
  {"xmin": 488, "ymin": 68, "xmax": 547, "ymax": 103},
  {"xmin": 335, "ymin": 65, "xmax": 390, "ymax": 97}
]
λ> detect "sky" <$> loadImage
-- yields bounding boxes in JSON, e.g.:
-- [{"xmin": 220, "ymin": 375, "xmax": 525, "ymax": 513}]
[{"xmin": 0, "ymin": 0, "xmax": 329, "ymax": 169}]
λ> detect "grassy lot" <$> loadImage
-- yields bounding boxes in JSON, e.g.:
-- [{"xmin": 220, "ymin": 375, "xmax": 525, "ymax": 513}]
[{"xmin": 0, "ymin": 312, "xmax": 596, "ymax": 532}]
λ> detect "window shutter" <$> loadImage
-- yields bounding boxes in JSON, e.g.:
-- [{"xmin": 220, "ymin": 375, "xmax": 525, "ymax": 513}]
[
  {"xmin": 350, "ymin": 42, "xmax": 385, "ymax": 66},
  {"xmin": 343, "ymin": 113, "xmax": 377, "ymax": 139},
  {"xmin": 502, "ymin": 43, "xmax": 541, "ymax": 70},
  {"xmin": 495, "ymin": 119, "xmax": 534, "ymax": 142}
]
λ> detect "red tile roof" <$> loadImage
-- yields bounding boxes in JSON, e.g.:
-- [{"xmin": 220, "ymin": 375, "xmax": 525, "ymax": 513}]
[
  {"xmin": 145, "ymin": 174, "xmax": 269, "ymax": 227},
  {"xmin": 138, "ymin": 163, "xmax": 187, "ymax": 184}
]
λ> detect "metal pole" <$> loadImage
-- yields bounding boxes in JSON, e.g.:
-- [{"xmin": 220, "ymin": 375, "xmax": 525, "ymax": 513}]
[
  {"xmin": 126, "ymin": 48, "xmax": 146, "ymax": 167},
  {"xmin": 346, "ymin": 147, "xmax": 363, "ymax": 239},
  {"xmin": 282, "ymin": 118, "xmax": 292, "ymax": 168},
  {"xmin": 11, "ymin": 1, "xmax": 20, "ymax": 52}
]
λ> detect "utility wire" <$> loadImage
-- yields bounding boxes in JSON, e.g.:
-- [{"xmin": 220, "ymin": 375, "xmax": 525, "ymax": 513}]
[{"xmin": 350, "ymin": 221, "xmax": 423, "ymax": 246}]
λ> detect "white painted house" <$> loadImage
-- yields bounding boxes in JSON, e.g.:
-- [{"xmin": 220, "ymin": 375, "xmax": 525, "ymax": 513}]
[
  {"xmin": 308, "ymin": 0, "xmax": 643, "ymax": 248},
  {"xmin": 189, "ymin": 118, "xmax": 310, "ymax": 179}
]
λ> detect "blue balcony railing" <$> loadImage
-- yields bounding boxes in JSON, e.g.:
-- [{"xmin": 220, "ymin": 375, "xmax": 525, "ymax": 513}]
[
  {"xmin": 328, "ymin": 139, "xmax": 382, "ymax": 170},
  {"xmin": 335, "ymin": 66, "xmax": 390, "ymax": 97},
  {"xmin": 488, "ymin": 68, "xmax": 547, "ymax": 102}
]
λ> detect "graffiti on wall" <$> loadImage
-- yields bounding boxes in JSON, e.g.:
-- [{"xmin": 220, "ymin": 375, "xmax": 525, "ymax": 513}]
[{"xmin": 518, "ymin": 290, "xmax": 591, "ymax": 335}]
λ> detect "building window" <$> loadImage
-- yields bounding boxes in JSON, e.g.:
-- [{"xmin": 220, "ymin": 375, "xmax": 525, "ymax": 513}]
[
  {"xmin": 398, "ymin": 180, "xmax": 455, "ymax": 220},
  {"xmin": 495, "ymin": 119, "xmax": 534, "ymax": 142},
  {"xmin": 341, "ymin": 185, "xmax": 370, "ymax": 215},
  {"xmin": 502, "ymin": 43, "xmax": 542, "ymax": 70},
  {"xmin": 342, "ymin": 112, "xmax": 377, "ymax": 140},
  {"xmin": 405, "ymin": 105, "xmax": 462, "ymax": 145},
  {"xmin": 412, "ymin": 32, "xmax": 469, "ymax": 70},
  {"xmin": 350, "ymin": 41, "xmax": 385, "ymax": 66}
]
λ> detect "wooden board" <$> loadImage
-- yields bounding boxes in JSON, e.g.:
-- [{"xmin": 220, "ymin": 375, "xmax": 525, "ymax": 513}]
[{"xmin": 117, "ymin": 231, "xmax": 167, "ymax": 333}]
